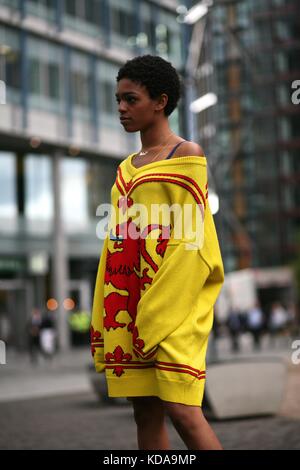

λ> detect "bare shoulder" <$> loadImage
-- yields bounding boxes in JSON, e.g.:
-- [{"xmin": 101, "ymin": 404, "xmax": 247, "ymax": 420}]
[{"xmin": 171, "ymin": 140, "xmax": 205, "ymax": 158}]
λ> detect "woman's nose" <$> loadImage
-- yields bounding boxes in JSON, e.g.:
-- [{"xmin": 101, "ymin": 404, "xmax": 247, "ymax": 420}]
[{"xmin": 118, "ymin": 100, "xmax": 127, "ymax": 113}]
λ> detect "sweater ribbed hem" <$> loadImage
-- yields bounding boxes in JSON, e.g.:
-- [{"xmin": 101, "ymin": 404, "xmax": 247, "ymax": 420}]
[{"xmin": 107, "ymin": 376, "xmax": 205, "ymax": 407}]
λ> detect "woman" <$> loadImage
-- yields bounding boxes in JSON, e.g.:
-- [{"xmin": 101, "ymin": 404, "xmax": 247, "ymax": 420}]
[{"xmin": 91, "ymin": 55, "xmax": 224, "ymax": 450}]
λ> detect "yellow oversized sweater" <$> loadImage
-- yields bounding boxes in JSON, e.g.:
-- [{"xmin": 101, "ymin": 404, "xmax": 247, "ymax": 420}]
[{"xmin": 91, "ymin": 154, "xmax": 224, "ymax": 406}]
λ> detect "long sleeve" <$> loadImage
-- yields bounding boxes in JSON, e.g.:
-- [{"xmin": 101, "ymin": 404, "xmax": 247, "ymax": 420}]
[
  {"xmin": 90, "ymin": 234, "xmax": 108, "ymax": 372},
  {"xmin": 133, "ymin": 203, "xmax": 224, "ymax": 360}
]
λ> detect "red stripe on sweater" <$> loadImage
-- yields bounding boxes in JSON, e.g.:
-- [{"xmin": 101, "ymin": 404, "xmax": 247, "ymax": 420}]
[
  {"xmin": 128, "ymin": 177, "xmax": 205, "ymax": 218},
  {"xmin": 105, "ymin": 364, "xmax": 154, "ymax": 370},
  {"xmin": 133, "ymin": 347, "xmax": 158, "ymax": 360},
  {"xmin": 155, "ymin": 365, "xmax": 206, "ymax": 380},
  {"xmin": 130, "ymin": 172, "xmax": 207, "ymax": 209},
  {"xmin": 156, "ymin": 360, "xmax": 205, "ymax": 375},
  {"xmin": 115, "ymin": 176, "xmax": 125, "ymax": 196}
]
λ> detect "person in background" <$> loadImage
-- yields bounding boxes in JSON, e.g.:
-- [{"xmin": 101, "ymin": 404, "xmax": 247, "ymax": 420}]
[
  {"xmin": 268, "ymin": 301, "xmax": 288, "ymax": 347},
  {"xmin": 28, "ymin": 308, "xmax": 42, "ymax": 365},
  {"xmin": 247, "ymin": 301, "xmax": 264, "ymax": 351},
  {"xmin": 227, "ymin": 308, "xmax": 242, "ymax": 353},
  {"xmin": 40, "ymin": 310, "xmax": 56, "ymax": 361}
]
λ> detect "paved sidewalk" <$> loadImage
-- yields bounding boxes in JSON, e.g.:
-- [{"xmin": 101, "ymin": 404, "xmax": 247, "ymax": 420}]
[
  {"xmin": 0, "ymin": 346, "xmax": 94, "ymax": 402},
  {"xmin": 0, "ymin": 338, "xmax": 299, "ymax": 450},
  {"xmin": 0, "ymin": 335, "xmax": 298, "ymax": 409},
  {"xmin": 0, "ymin": 390, "xmax": 299, "ymax": 450}
]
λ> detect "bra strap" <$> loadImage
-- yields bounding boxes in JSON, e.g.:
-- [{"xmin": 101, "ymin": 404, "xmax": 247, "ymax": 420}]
[{"xmin": 166, "ymin": 140, "xmax": 186, "ymax": 159}]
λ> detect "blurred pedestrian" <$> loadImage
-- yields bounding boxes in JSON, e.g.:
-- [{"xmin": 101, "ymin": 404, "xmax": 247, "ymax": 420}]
[
  {"xmin": 247, "ymin": 301, "xmax": 264, "ymax": 350},
  {"xmin": 40, "ymin": 310, "xmax": 56, "ymax": 361},
  {"xmin": 227, "ymin": 309, "xmax": 241, "ymax": 353},
  {"xmin": 286, "ymin": 301, "xmax": 297, "ymax": 337},
  {"xmin": 268, "ymin": 301, "xmax": 288, "ymax": 347},
  {"xmin": 27, "ymin": 308, "xmax": 42, "ymax": 365}
]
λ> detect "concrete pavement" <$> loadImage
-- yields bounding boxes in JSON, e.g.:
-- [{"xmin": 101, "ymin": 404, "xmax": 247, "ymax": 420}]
[{"xmin": 0, "ymin": 335, "xmax": 299, "ymax": 450}]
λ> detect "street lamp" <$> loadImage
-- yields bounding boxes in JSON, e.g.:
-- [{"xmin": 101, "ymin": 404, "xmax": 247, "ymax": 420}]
[{"xmin": 190, "ymin": 92, "xmax": 218, "ymax": 113}]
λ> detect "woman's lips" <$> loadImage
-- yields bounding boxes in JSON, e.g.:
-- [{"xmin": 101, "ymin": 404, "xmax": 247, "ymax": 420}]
[{"xmin": 120, "ymin": 117, "xmax": 131, "ymax": 123}]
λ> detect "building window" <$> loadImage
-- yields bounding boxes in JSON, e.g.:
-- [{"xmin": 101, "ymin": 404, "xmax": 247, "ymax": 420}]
[
  {"xmin": 25, "ymin": 154, "xmax": 53, "ymax": 220},
  {"xmin": 64, "ymin": 0, "xmax": 102, "ymax": 37},
  {"xmin": 155, "ymin": 9, "xmax": 182, "ymax": 69},
  {"xmin": 0, "ymin": 0, "xmax": 19, "ymax": 9},
  {"xmin": 138, "ymin": 1, "xmax": 156, "ymax": 53},
  {"xmin": 61, "ymin": 158, "xmax": 89, "ymax": 230},
  {"xmin": 70, "ymin": 51, "xmax": 92, "ymax": 121},
  {"xmin": 279, "ymin": 117, "xmax": 291, "ymax": 140},
  {"xmin": 0, "ymin": 152, "xmax": 17, "ymax": 219},
  {"xmin": 26, "ymin": 0, "xmax": 56, "ymax": 23},
  {"xmin": 86, "ymin": 160, "xmax": 119, "ymax": 218},
  {"xmin": 0, "ymin": 25, "xmax": 21, "ymax": 105},
  {"xmin": 109, "ymin": 0, "xmax": 136, "ymax": 49},
  {"xmin": 27, "ymin": 36, "xmax": 64, "ymax": 114},
  {"xmin": 236, "ymin": 2, "xmax": 251, "ymax": 29},
  {"xmin": 212, "ymin": 6, "xmax": 226, "ymax": 34},
  {"xmin": 97, "ymin": 60, "xmax": 119, "ymax": 128},
  {"xmin": 213, "ymin": 36, "xmax": 226, "ymax": 64}
]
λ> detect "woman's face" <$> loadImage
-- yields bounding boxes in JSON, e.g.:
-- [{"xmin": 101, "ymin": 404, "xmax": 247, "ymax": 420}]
[{"xmin": 116, "ymin": 78, "xmax": 164, "ymax": 132}]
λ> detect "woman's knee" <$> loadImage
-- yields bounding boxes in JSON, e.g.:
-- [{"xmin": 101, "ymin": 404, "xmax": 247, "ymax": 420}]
[{"xmin": 163, "ymin": 402, "xmax": 203, "ymax": 428}]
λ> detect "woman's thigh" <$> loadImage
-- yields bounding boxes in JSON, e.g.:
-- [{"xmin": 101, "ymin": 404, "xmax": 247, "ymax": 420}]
[{"xmin": 131, "ymin": 396, "xmax": 165, "ymax": 423}]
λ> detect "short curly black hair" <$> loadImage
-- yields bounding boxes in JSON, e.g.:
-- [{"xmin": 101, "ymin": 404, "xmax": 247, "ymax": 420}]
[{"xmin": 116, "ymin": 55, "xmax": 181, "ymax": 117}]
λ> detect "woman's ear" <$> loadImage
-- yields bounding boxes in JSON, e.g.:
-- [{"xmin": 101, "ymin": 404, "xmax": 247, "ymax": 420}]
[{"xmin": 155, "ymin": 93, "xmax": 169, "ymax": 113}]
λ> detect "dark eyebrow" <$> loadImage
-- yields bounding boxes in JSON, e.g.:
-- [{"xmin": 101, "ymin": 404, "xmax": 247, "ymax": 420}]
[{"xmin": 115, "ymin": 92, "xmax": 138, "ymax": 98}]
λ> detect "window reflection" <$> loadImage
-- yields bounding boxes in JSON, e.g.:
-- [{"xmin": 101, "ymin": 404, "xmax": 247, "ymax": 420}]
[
  {"xmin": 97, "ymin": 60, "xmax": 120, "ymax": 128},
  {"xmin": 110, "ymin": 0, "xmax": 135, "ymax": 49},
  {"xmin": 70, "ymin": 51, "xmax": 92, "ymax": 121},
  {"xmin": 25, "ymin": 155, "xmax": 53, "ymax": 220},
  {"xmin": 0, "ymin": 0, "xmax": 18, "ymax": 9},
  {"xmin": 27, "ymin": 37, "xmax": 64, "ymax": 114},
  {"xmin": 61, "ymin": 158, "xmax": 89, "ymax": 229},
  {"xmin": 0, "ymin": 25, "xmax": 21, "ymax": 105},
  {"xmin": 27, "ymin": 0, "xmax": 56, "ymax": 23},
  {"xmin": 64, "ymin": 0, "xmax": 102, "ymax": 37},
  {"xmin": 0, "ymin": 152, "xmax": 16, "ymax": 218}
]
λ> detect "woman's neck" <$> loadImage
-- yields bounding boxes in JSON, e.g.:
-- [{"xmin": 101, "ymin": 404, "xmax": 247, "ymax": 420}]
[{"xmin": 140, "ymin": 120, "xmax": 173, "ymax": 150}]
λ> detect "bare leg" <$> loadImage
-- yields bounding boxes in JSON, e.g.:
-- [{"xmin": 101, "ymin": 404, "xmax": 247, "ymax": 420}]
[
  {"xmin": 164, "ymin": 401, "xmax": 222, "ymax": 450},
  {"xmin": 132, "ymin": 396, "xmax": 170, "ymax": 450}
]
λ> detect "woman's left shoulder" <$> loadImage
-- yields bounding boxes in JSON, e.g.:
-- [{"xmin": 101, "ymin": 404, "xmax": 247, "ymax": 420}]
[{"xmin": 174, "ymin": 140, "xmax": 205, "ymax": 157}]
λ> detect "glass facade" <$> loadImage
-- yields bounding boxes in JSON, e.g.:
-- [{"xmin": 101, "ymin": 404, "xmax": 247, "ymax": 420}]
[
  {"xmin": 25, "ymin": 154, "xmax": 54, "ymax": 220},
  {"xmin": 27, "ymin": 0, "xmax": 56, "ymax": 22},
  {"xmin": 0, "ymin": 0, "xmax": 19, "ymax": 9},
  {"xmin": 27, "ymin": 36, "xmax": 65, "ymax": 114},
  {"xmin": 63, "ymin": 0, "xmax": 102, "ymax": 37},
  {"xmin": 0, "ymin": 3, "xmax": 182, "ymax": 130},
  {"xmin": 110, "ymin": 0, "xmax": 136, "ymax": 49},
  {"xmin": 96, "ymin": 60, "xmax": 120, "ymax": 129},
  {"xmin": 70, "ymin": 50, "xmax": 93, "ymax": 122},
  {"xmin": 0, "ymin": 151, "xmax": 119, "ymax": 231},
  {"xmin": 198, "ymin": 0, "xmax": 300, "ymax": 269},
  {"xmin": 0, "ymin": 152, "xmax": 16, "ymax": 218},
  {"xmin": 0, "ymin": 25, "xmax": 21, "ymax": 105}
]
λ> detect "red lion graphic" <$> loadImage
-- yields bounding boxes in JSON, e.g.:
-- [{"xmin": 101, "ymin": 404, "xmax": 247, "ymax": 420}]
[{"xmin": 104, "ymin": 217, "xmax": 170, "ymax": 332}]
